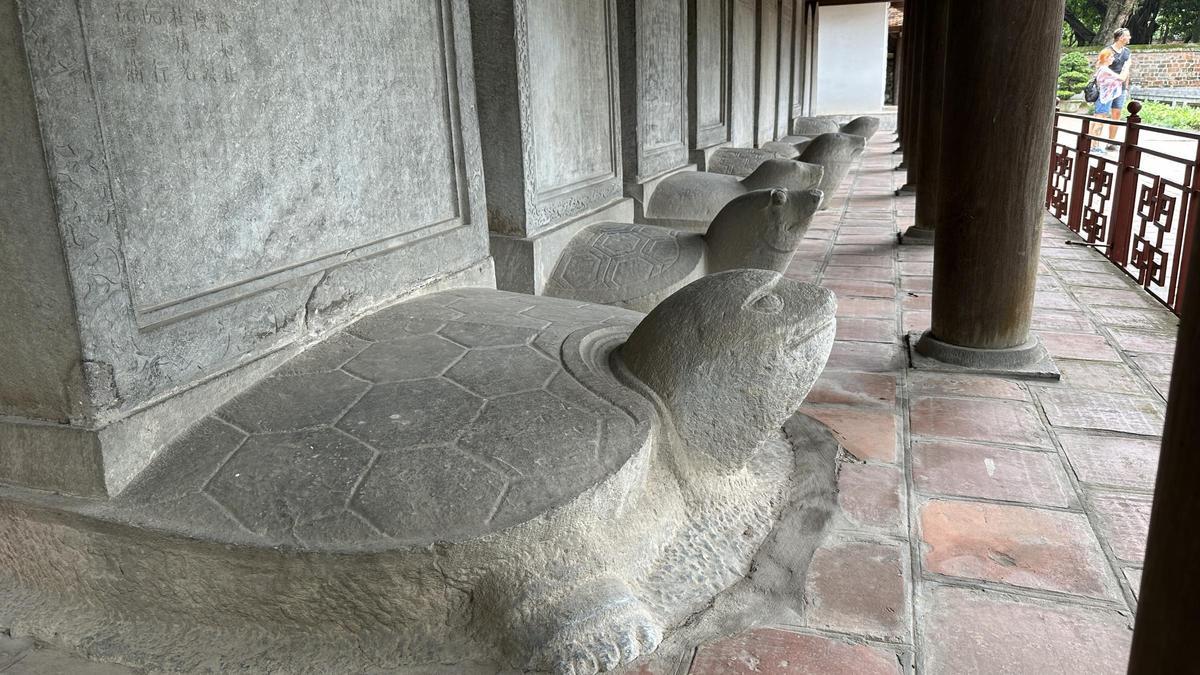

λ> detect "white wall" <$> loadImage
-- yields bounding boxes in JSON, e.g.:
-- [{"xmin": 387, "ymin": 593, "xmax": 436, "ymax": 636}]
[{"xmin": 814, "ymin": 3, "xmax": 888, "ymax": 114}]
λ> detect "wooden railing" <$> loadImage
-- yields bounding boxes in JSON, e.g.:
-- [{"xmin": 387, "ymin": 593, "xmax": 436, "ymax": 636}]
[{"xmin": 1046, "ymin": 101, "xmax": 1200, "ymax": 315}]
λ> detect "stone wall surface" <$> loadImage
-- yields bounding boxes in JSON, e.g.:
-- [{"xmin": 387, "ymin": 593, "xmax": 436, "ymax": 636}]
[
  {"xmin": 1, "ymin": 0, "xmax": 490, "ymax": 493},
  {"xmin": 1084, "ymin": 49, "xmax": 1200, "ymax": 89}
]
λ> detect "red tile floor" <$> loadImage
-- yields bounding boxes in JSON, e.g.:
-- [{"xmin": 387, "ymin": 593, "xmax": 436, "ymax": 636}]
[
  {"xmin": 682, "ymin": 133, "xmax": 1172, "ymax": 674},
  {"xmin": 0, "ymin": 137, "xmax": 1172, "ymax": 674}
]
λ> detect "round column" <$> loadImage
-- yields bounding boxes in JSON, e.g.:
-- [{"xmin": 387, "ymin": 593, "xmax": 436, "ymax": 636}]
[
  {"xmin": 916, "ymin": 0, "xmax": 1065, "ymax": 369},
  {"xmin": 902, "ymin": 0, "xmax": 948, "ymax": 243},
  {"xmin": 896, "ymin": 0, "xmax": 924, "ymax": 193}
]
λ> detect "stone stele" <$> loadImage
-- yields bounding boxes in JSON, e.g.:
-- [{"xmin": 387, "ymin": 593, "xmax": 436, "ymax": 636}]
[
  {"xmin": 642, "ymin": 159, "xmax": 825, "ymax": 231},
  {"xmin": 0, "ymin": 270, "xmax": 837, "ymax": 675},
  {"xmin": 545, "ymin": 188, "xmax": 823, "ymax": 312},
  {"xmin": 790, "ymin": 116, "xmax": 841, "ymax": 136}
]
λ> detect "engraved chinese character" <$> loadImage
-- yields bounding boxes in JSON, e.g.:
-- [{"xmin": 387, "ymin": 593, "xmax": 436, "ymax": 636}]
[
  {"xmin": 169, "ymin": 6, "xmax": 185, "ymax": 27},
  {"xmin": 222, "ymin": 63, "xmax": 237, "ymax": 83},
  {"xmin": 174, "ymin": 33, "xmax": 190, "ymax": 55},
  {"xmin": 214, "ymin": 11, "xmax": 231, "ymax": 33},
  {"xmin": 193, "ymin": 8, "xmax": 208, "ymax": 29},
  {"xmin": 152, "ymin": 58, "xmax": 169, "ymax": 83},
  {"xmin": 124, "ymin": 54, "xmax": 144, "ymax": 83}
]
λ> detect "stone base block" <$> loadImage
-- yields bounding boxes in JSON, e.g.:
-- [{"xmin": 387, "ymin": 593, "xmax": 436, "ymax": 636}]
[
  {"xmin": 898, "ymin": 226, "xmax": 935, "ymax": 245},
  {"xmin": 689, "ymin": 143, "xmax": 730, "ymax": 171},
  {"xmin": 895, "ymin": 183, "xmax": 916, "ymax": 196},
  {"xmin": 0, "ymin": 260, "xmax": 497, "ymax": 498},
  {"xmin": 491, "ymin": 199, "xmax": 635, "ymax": 295},
  {"xmin": 907, "ymin": 331, "xmax": 1061, "ymax": 380},
  {"xmin": 627, "ymin": 165, "xmax": 698, "ymax": 222}
]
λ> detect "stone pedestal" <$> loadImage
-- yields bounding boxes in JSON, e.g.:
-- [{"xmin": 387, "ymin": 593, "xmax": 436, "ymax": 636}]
[
  {"xmin": 0, "ymin": 0, "xmax": 491, "ymax": 497},
  {"xmin": 914, "ymin": 0, "xmax": 1064, "ymax": 378},
  {"xmin": 470, "ymin": 0, "xmax": 633, "ymax": 291}
]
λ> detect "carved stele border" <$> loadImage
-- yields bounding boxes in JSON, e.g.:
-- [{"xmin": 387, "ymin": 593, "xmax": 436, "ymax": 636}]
[
  {"xmin": 19, "ymin": 0, "xmax": 488, "ymax": 412},
  {"xmin": 755, "ymin": 0, "xmax": 780, "ymax": 146},
  {"xmin": 689, "ymin": 0, "xmax": 732, "ymax": 150},
  {"xmin": 775, "ymin": 0, "xmax": 795, "ymax": 139},
  {"xmin": 516, "ymin": 0, "xmax": 625, "ymax": 235},
  {"xmin": 729, "ymin": 0, "xmax": 757, "ymax": 147},
  {"xmin": 630, "ymin": 0, "xmax": 691, "ymax": 180}
]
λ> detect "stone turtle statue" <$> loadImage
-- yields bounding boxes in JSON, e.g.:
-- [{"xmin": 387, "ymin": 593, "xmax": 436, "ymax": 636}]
[
  {"xmin": 0, "ymin": 270, "xmax": 838, "ymax": 675},
  {"xmin": 642, "ymin": 158, "xmax": 824, "ymax": 231},
  {"xmin": 545, "ymin": 188, "xmax": 823, "ymax": 311},
  {"xmin": 761, "ymin": 132, "xmax": 866, "ymax": 210},
  {"xmin": 789, "ymin": 114, "xmax": 881, "ymax": 140}
]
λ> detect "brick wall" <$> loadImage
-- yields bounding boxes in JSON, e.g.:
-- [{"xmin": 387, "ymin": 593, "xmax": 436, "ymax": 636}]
[{"xmin": 1085, "ymin": 48, "xmax": 1200, "ymax": 88}]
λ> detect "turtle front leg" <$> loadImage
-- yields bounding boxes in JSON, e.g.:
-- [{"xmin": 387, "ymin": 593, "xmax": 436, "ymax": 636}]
[
  {"xmin": 532, "ymin": 577, "xmax": 663, "ymax": 675},
  {"xmin": 483, "ymin": 574, "xmax": 663, "ymax": 674}
]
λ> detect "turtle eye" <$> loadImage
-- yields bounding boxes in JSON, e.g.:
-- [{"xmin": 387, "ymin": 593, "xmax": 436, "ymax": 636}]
[{"xmin": 749, "ymin": 293, "xmax": 784, "ymax": 314}]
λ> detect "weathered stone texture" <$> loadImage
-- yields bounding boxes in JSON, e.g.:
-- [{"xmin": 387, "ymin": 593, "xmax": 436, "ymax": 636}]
[{"xmin": 619, "ymin": 0, "xmax": 690, "ymax": 182}]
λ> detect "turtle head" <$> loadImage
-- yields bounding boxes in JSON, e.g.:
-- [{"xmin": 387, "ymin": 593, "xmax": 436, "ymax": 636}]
[
  {"xmin": 704, "ymin": 188, "xmax": 823, "ymax": 274},
  {"xmin": 620, "ymin": 269, "xmax": 836, "ymax": 473}
]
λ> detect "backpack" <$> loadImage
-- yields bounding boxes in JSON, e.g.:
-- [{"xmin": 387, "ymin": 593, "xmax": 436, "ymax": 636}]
[{"xmin": 1084, "ymin": 77, "xmax": 1100, "ymax": 103}]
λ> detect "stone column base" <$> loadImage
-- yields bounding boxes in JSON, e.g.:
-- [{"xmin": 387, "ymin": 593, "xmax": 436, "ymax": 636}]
[
  {"xmin": 491, "ymin": 199, "xmax": 636, "ymax": 295},
  {"xmin": 898, "ymin": 225, "xmax": 935, "ymax": 245},
  {"xmin": 895, "ymin": 183, "xmax": 916, "ymax": 196},
  {"xmin": 908, "ymin": 331, "xmax": 1060, "ymax": 380}
]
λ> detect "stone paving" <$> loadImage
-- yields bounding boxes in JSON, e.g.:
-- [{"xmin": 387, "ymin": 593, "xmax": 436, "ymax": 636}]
[
  {"xmin": 678, "ymin": 136, "xmax": 1174, "ymax": 674},
  {"xmin": 0, "ymin": 137, "xmax": 1175, "ymax": 674}
]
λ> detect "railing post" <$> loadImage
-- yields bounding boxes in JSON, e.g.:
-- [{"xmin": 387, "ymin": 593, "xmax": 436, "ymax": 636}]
[
  {"xmin": 1066, "ymin": 113, "xmax": 1089, "ymax": 232},
  {"xmin": 1175, "ymin": 142, "xmax": 1200, "ymax": 313},
  {"xmin": 1107, "ymin": 101, "xmax": 1143, "ymax": 266}
]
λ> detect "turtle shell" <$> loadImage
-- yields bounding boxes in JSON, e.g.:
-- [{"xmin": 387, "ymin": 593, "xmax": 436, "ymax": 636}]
[
  {"xmin": 545, "ymin": 221, "xmax": 706, "ymax": 309},
  {"xmin": 113, "ymin": 289, "xmax": 655, "ymax": 551}
]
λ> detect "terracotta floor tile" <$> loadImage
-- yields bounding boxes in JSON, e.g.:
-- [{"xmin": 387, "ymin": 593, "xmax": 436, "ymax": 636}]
[
  {"xmin": 689, "ymin": 628, "xmax": 901, "ymax": 675},
  {"xmin": 921, "ymin": 585, "xmax": 1132, "ymax": 675},
  {"xmin": 908, "ymin": 372, "xmax": 1029, "ymax": 401},
  {"xmin": 901, "ymin": 293, "xmax": 930, "ymax": 311},
  {"xmin": 1091, "ymin": 305, "xmax": 1179, "ymax": 331},
  {"xmin": 836, "ymin": 296, "xmax": 897, "ymax": 319},
  {"xmin": 1036, "ymin": 330, "xmax": 1123, "ymax": 362},
  {"xmin": 900, "ymin": 275, "xmax": 932, "ymax": 292},
  {"xmin": 1089, "ymin": 492, "xmax": 1152, "ymax": 563},
  {"xmin": 826, "ymin": 341, "xmax": 906, "ymax": 372},
  {"xmin": 1037, "ymin": 389, "xmax": 1165, "ymax": 436},
  {"xmin": 1052, "ymin": 359, "xmax": 1155, "ymax": 395},
  {"xmin": 835, "ymin": 317, "xmax": 897, "ymax": 344},
  {"xmin": 805, "ymin": 539, "xmax": 909, "ymax": 641},
  {"xmin": 1107, "ymin": 327, "xmax": 1178, "ymax": 355},
  {"xmin": 821, "ymin": 279, "xmax": 896, "ymax": 299},
  {"xmin": 1080, "ymin": 287, "xmax": 1163, "ymax": 309},
  {"xmin": 837, "ymin": 462, "xmax": 905, "ymax": 533},
  {"xmin": 1058, "ymin": 431, "xmax": 1160, "ymax": 491},
  {"xmin": 1030, "ymin": 309, "xmax": 1098, "ymax": 333},
  {"xmin": 802, "ymin": 407, "xmax": 898, "ymax": 462},
  {"xmin": 898, "ymin": 261, "xmax": 933, "ymax": 276},
  {"xmin": 902, "ymin": 309, "xmax": 931, "ymax": 334},
  {"xmin": 823, "ymin": 265, "xmax": 896, "ymax": 282},
  {"xmin": 920, "ymin": 499, "xmax": 1120, "ymax": 600},
  {"xmin": 807, "ymin": 371, "xmax": 897, "ymax": 407},
  {"xmin": 910, "ymin": 396, "xmax": 1052, "ymax": 448},
  {"xmin": 912, "ymin": 440, "xmax": 1075, "ymax": 507},
  {"xmin": 1034, "ymin": 290, "xmax": 1079, "ymax": 311},
  {"xmin": 828, "ymin": 254, "xmax": 895, "ymax": 268}
]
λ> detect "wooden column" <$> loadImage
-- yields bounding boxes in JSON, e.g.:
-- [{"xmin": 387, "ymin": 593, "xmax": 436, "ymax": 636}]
[
  {"xmin": 1127, "ymin": 238, "xmax": 1200, "ymax": 672},
  {"xmin": 893, "ymin": 0, "xmax": 912, "ymax": 148},
  {"xmin": 903, "ymin": 0, "xmax": 948, "ymax": 242},
  {"xmin": 915, "ymin": 0, "xmax": 1064, "ymax": 369},
  {"xmin": 896, "ymin": 0, "xmax": 923, "ymax": 192}
]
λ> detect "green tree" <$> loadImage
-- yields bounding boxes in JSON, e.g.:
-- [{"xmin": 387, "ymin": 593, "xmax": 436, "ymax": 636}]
[{"xmin": 1058, "ymin": 52, "xmax": 1093, "ymax": 100}]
